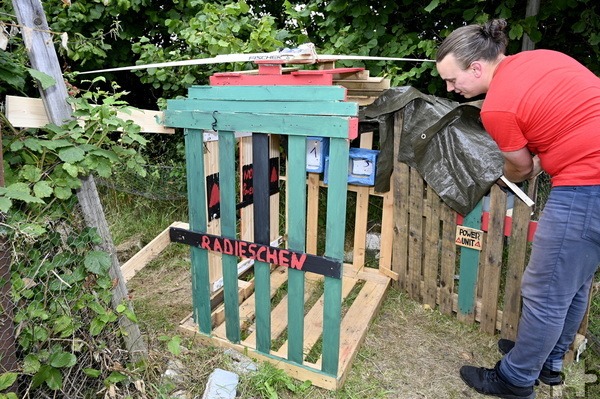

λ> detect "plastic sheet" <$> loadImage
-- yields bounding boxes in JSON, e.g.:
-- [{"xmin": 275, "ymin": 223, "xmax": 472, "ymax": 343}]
[{"xmin": 363, "ymin": 87, "xmax": 504, "ymax": 215}]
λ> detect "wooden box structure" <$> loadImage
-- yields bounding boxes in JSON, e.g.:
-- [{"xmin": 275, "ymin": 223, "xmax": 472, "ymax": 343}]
[{"xmin": 162, "ymin": 68, "xmax": 391, "ymax": 390}]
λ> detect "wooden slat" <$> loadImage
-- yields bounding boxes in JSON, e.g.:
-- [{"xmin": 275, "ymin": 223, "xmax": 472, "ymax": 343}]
[
  {"xmin": 407, "ymin": 168, "xmax": 423, "ymax": 301},
  {"xmin": 392, "ymin": 113, "xmax": 410, "ymax": 290},
  {"xmin": 457, "ymin": 200, "xmax": 483, "ymax": 324},
  {"xmin": 239, "ymin": 137, "xmax": 254, "ymax": 242},
  {"xmin": 305, "ymin": 173, "xmax": 320, "ymax": 255},
  {"xmin": 378, "ymin": 188, "xmax": 396, "ymax": 278},
  {"xmin": 213, "ymin": 267, "xmax": 289, "ymax": 339},
  {"xmin": 336, "ymin": 279, "xmax": 390, "ymax": 376},
  {"xmin": 321, "ymin": 137, "xmax": 349, "ymax": 375},
  {"xmin": 204, "ymin": 140, "xmax": 224, "ymax": 286},
  {"xmin": 6, "ymin": 95, "xmax": 174, "ymax": 133},
  {"xmin": 121, "ymin": 221, "xmax": 188, "ymax": 282},
  {"xmin": 501, "ymin": 190, "xmax": 533, "ymax": 340},
  {"xmin": 286, "ymin": 135, "xmax": 308, "ymax": 363},
  {"xmin": 185, "ymin": 129, "xmax": 212, "ymax": 334},
  {"xmin": 276, "ymin": 276, "xmax": 357, "ymax": 359},
  {"xmin": 186, "ymin": 85, "xmax": 347, "ymax": 101},
  {"xmin": 218, "ymin": 130, "xmax": 241, "ymax": 343},
  {"xmin": 422, "ymin": 188, "xmax": 441, "ymax": 308},
  {"xmin": 167, "ymin": 98, "xmax": 358, "ymax": 116},
  {"xmin": 252, "ymin": 133, "xmax": 272, "ymax": 353},
  {"xmin": 164, "ymin": 110, "xmax": 356, "ymax": 139},
  {"xmin": 439, "ymin": 203, "xmax": 457, "ymax": 315},
  {"xmin": 351, "ymin": 132, "xmax": 374, "ymax": 271},
  {"xmin": 479, "ymin": 186, "xmax": 507, "ymax": 334}
]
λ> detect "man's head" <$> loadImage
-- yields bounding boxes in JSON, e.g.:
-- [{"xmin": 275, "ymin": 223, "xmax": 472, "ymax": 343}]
[{"xmin": 436, "ymin": 19, "xmax": 508, "ymax": 98}]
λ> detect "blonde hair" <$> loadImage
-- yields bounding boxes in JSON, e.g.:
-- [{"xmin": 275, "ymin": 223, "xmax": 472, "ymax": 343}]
[{"xmin": 436, "ymin": 19, "xmax": 508, "ymax": 68}]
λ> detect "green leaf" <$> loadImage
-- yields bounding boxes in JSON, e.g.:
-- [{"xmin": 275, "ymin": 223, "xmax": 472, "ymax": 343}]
[
  {"xmin": 32, "ymin": 365, "xmax": 62, "ymax": 390},
  {"xmin": 49, "ymin": 352, "xmax": 77, "ymax": 368},
  {"xmin": 33, "ymin": 181, "xmax": 53, "ymax": 198},
  {"xmin": 83, "ymin": 368, "xmax": 102, "ymax": 378},
  {"xmin": 84, "ymin": 250, "xmax": 111, "ymax": 274},
  {"xmin": 23, "ymin": 354, "xmax": 41, "ymax": 373},
  {"xmin": 0, "ymin": 372, "xmax": 18, "ymax": 391},
  {"xmin": 21, "ymin": 165, "xmax": 42, "ymax": 183},
  {"xmin": 27, "ymin": 69, "xmax": 56, "ymax": 90},
  {"xmin": 58, "ymin": 146, "xmax": 86, "ymax": 163},
  {"xmin": 0, "ymin": 197, "xmax": 12, "ymax": 213},
  {"xmin": 424, "ymin": 0, "xmax": 439, "ymax": 13},
  {"xmin": 62, "ymin": 163, "xmax": 79, "ymax": 178},
  {"xmin": 167, "ymin": 336, "xmax": 182, "ymax": 356},
  {"xmin": 53, "ymin": 186, "xmax": 73, "ymax": 200},
  {"xmin": 4, "ymin": 182, "xmax": 45, "ymax": 204},
  {"xmin": 105, "ymin": 371, "xmax": 128, "ymax": 384}
]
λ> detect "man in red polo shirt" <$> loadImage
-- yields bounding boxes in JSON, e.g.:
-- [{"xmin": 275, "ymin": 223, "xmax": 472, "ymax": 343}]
[{"xmin": 436, "ymin": 18, "xmax": 600, "ymax": 399}]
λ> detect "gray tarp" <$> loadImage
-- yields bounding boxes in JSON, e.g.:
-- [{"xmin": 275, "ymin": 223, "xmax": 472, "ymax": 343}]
[{"xmin": 363, "ymin": 86, "xmax": 504, "ymax": 215}]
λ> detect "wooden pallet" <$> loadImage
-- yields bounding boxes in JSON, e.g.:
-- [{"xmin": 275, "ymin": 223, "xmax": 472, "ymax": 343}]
[{"xmin": 178, "ymin": 265, "xmax": 390, "ymax": 390}]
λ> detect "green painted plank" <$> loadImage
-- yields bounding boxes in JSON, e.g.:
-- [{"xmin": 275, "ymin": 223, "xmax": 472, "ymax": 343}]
[
  {"xmin": 457, "ymin": 200, "xmax": 484, "ymax": 315},
  {"xmin": 187, "ymin": 85, "xmax": 347, "ymax": 101},
  {"xmin": 164, "ymin": 110, "xmax": 354, "ymax": 139},
  {"xmin": 218, "ymin": 130, "xmax": 241, "ymax": 343},
  {"xmin": 286, "ymin": 135, "xmax": 307, "ymax": 364},
  {"xmin": 167, "ymin": 99, "xmax": 358, "ymax": 117},
  {"xmin": 321, "ymin": 137, "xmax": 349, "ymax": 375},
  {"xmin": 184, "ymin": 129, "xmax": 212, "ymax": 334}
]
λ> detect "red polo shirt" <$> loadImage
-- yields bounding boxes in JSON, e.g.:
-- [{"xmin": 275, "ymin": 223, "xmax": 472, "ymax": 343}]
[{"xmin": 481, "ymin": 50, "xmax": 600, "ymax": 186}]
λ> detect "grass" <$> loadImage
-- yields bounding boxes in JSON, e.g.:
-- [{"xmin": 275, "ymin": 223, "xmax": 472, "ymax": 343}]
[{"xmin": 102, "ymin": 187, "xmax": 600, "ymax": 398}]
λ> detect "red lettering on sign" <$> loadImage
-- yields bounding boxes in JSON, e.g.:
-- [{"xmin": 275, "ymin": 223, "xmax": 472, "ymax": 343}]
[
  {"xmin": 213, "ymin": 238, "xmax": 222, "ymax": 253},
  {"xmin": 238, "ymin": 241, "xmax": 248, "ymax": 257},
  {"xmin": 223, "ymin": 238, "xmax": 234, "ymax": 255},
  {"xmin": 290, "ymin": 253, "xmax": 307, "ymax": 270},
  {"xmin": 201, "ymin": 235, "xmax": 211, "ymax": 250},
  {"xmin": 278, "ymin": 249, "xmax": 290, "ymax": 267},
  {"xmin": 266, "ymin": 247, "xmax": 278, "ymax": 264},
  {"xmin": 243, "ymin": 167, "xmax": 253, "ymax": 180},
  {"xmin": 255, "ymin": 246, "xmax": 267, "ymax": 263},
  {"xmin": 208, "ymin": 183, "xmax": 220, "ymax": 208}
]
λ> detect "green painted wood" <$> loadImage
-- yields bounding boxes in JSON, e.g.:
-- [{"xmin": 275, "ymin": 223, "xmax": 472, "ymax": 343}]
[
  {"xmin": 286, "ymin": 135, "xmax": 307, "ymax": 364},
  {"xmin": 321, "ymin": 137, "xmax": 349, "ymax": 375},
  {"xmin": 164, "ymin": 110, "xmax": 353, "ymax": 139},
  {"xmin": 187, "ymin": 85, "xmax": 347, "ymax": 101},
  {"xmin": 167, "ymin": 99, "xmax": 358, "ymax": 116},
  {"xmin": 457, "ymin": 200, "xmax": 484, "ymax": 315},
  {"xmin": 253, "ymin": 133, "xmax": 271, "ymax": 354},
  {"xmin": 184, "ymin": 129, "xmax": 212, "ymax": 334},
  {"xmin": 218, "ymin": 130, "xmax": 241, "ymax": 343}
]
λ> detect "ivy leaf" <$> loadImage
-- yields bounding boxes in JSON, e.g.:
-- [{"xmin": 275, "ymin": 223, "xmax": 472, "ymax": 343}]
[
  {"xmin": 58, "ymin": 146, "xmax": 86, "ymax": 163},
  {"xmin": 27, "ymin": 69, "xmax": 56, "ymax": 90},
  {"xmin": 34, "ymin": 181, "xmax": 54, "ymax": 198},
  {"xmin": 24, "ymin": 138, "xmax": 43, "ymax": 152},
  {"xmin": 84, "ymin": 250, "xmax": 111, "ymax": 274},
  {"xmin": 49, "ymin": 352, "xmax": 77, "ymax": 368},
  {"xmin": 0, "ymin": 372, "xmax": 18, "ymax": 391}
]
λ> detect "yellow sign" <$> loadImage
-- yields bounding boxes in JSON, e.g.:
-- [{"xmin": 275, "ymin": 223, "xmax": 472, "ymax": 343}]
[{"xmin": 455, "ymin": 226, "xmax": 483, "ymax": 251}]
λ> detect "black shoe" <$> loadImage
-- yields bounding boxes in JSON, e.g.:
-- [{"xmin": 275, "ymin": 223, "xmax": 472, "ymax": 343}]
[
  {"xmin": 497, "ymin": 339, "xmax": 563, "ymax": 386},
  {"xmin": 460, "ymin": 362, "xmax": 535, "ymax": 399}
]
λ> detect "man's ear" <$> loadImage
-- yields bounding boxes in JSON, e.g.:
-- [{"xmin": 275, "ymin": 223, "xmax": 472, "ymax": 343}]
[{"xmin": 471, "ymin": 61, "xmax": 483, "ymax": 78}]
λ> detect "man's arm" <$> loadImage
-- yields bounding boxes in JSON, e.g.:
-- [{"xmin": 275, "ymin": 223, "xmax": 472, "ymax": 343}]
[{"xmin": 502, "ymin": 147, "xmax": 542, "ymax": 182}]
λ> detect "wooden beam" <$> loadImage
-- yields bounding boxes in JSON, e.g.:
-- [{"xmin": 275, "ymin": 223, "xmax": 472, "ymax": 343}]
[{"xmin": 5, "ymin": 95, "xmax": 174, "ymax": 134}]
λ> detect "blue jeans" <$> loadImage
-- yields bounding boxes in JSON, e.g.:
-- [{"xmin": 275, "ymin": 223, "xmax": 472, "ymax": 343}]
[{"xmin": 499, "ymin": 185, "xmax": 600, "ymax": 387}]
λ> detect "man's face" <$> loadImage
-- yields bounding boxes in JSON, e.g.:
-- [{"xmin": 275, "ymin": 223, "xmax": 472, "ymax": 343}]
[{"xmin": 436, "ymin": 53, "xmax": 485, "ymax": 98}]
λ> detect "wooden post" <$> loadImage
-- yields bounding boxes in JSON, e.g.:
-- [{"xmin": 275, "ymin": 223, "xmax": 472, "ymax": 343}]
[{"xmin": 12, "ymin": 0, "xmax": 146, "ymax": 358}]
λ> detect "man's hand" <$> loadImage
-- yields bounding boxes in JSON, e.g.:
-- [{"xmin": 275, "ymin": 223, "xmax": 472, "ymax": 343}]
[{"xmin": 501, "ymin": 148, "xmax": 541, "ymax": 182}]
